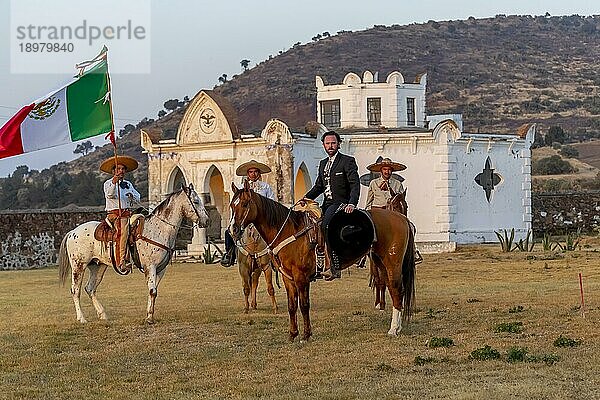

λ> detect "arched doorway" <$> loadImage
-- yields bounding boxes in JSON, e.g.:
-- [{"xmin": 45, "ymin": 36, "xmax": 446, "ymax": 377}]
[
  {"xmin": 204, "ymin": 165, "xmax": 227, "ymax": 240},
  {"xmin": 167, "ymin": 166, "xmax": 187, "ymax": 192},
  {"xmin": 294, "ymin": 162, "xmax": 312, "ymax": 202}
]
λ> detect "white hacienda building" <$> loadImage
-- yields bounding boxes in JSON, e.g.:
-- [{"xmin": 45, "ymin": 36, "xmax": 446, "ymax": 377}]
[{"xmin": 141, "ymin": 71, "xmax": 534, "ymax": 254}]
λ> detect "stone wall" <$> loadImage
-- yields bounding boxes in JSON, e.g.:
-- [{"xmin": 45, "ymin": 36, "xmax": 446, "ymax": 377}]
[
  {"xmin": 0, "ymin": 206, "xmax": 219, "ymax": 271},
  {"xmin": 532, "ymin": 191, "xmax": 600, "ymax": 235},
  {"xmin": 0, "ymin": 209, "xmax": 104, "ymax": 270},
  {"xmin": 1, "ymin": 193, "xmax": 598, "ymax": 270}
]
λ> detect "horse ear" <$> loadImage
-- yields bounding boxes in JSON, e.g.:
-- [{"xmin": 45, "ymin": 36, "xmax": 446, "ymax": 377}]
[
  {"xmin": 243, "ymin": 179, "xmax": 250, "ymax": 191},
  {"xmin": 188, "ymin": 183, "xmax": 194, "ymax": 191},
  {"xmin": 231, "ymin": 182, "xmax": 239, "ymax": 193}
]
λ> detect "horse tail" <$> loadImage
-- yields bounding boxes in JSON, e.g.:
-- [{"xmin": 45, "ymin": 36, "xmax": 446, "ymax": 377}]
[
  {"xmin": 58, "ymin": 233, "xmax": 71, "ymax": 287},
  {"xmin": 401, "ymin": 223, "xmax": 416, "ymax": 324}
]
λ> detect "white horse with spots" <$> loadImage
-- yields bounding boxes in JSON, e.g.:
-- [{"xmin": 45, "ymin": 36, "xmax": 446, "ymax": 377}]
[{"xmin": 58, "ymin": 185, "xmax": 209, "ymax": 324}]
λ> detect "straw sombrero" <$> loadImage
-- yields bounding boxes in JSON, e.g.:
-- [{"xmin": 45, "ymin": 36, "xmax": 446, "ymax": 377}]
[
  {"xmin": 100, "ymin": 155, "xmax": 139, "ymax": 174},
  {"xmin": 235, "ymin": 160, "xmax": 271, "ymax": 176},
  {"xmin": 366, "ymin": 157, "xmax": 406, "ymax": 173}
]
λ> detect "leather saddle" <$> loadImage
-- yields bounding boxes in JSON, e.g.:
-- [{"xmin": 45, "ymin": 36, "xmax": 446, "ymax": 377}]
[
  {"xmin": 93, "ymin": 215, "xmax": 145, "ymax": 272},
  {"xmin": 94, "ymin": 215, "xmax": 144, "ymax": 243}
]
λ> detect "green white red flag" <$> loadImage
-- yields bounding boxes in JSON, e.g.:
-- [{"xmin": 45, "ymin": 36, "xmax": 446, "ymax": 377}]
[{"xmin": 0, "ymin": 49, "xmax": 114, "ymax": 159}]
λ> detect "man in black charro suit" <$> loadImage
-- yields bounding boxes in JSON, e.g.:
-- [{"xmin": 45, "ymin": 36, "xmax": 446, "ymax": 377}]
[{"xmin": 303, "ymin": 131, "xmax": 360, "ymax": 280}]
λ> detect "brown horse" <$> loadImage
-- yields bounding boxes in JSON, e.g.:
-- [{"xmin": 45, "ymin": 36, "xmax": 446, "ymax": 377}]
[
  {"xmin": 229, "ymin": 181, "xmax": 415, "ymax": 340},
  {"xmin": 237, "ymin": 226, "xmax": 278, "ymax": 314},
  {"xmin": 371, "ymin": 190, "xmax": 409, "ymax": 311}
]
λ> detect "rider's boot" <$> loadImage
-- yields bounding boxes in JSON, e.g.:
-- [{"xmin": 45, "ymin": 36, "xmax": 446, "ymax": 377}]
[
  {"xmin": 322, "ymin": 251, "xmax": 341, "ymax": 281},
  {"xmin": 314, "ymin": 247, "xmax": 326, "ymax": 279}
]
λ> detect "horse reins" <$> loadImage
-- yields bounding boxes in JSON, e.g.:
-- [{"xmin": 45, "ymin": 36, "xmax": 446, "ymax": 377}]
[
  {"xmin": 127, "ymin": 188, "xmax": 205, "ymax": 260},
  {"xmin": 234, "ymin": 194, "xmax": 318, "ymax": 281}
]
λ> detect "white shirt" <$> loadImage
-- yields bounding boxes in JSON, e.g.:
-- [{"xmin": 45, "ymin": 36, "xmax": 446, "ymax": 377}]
[
  {"xmin": 243, "ymin": 178, "xmax": 276, "ymax": 200},
  {"xmin": 104, "ymin": 178, "xmax": 141, "ymax": 211},
  {"xmin": 324, "ymin": 152, "xmax": 338, "ymax": 200}
]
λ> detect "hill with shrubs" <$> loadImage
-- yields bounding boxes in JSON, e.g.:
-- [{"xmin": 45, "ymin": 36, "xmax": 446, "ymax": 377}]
[{"xmin": 3, "ymin": 14, "xmax": 600, "ymax": 208}]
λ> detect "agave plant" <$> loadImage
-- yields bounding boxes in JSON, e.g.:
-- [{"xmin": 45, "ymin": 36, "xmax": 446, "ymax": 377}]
[
  {"xmin": 515, "ymin": 230, "xmax": 535, "ymax": 252},
  {"xmin": 495, "ymin": 228, "xmax": 515, "ymax": 252}
]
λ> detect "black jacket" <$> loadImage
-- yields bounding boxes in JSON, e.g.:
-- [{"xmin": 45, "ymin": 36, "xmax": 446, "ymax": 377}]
[{"xmin": 305, "ymin": 152, "xmax": 360, "ymax": 206}]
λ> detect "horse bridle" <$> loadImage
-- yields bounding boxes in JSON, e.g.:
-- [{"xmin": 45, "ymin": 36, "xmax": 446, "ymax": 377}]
[
  {"xmin": 231, "ymin": 190, "xmax": 318, "ymax": 281},
  {"xmin": 133, "ymin": 187, "xmax": 206, "ymax": 259},
  {"xmin": 183, "ymin": 186, "xmax": 206, "ymax": 227}
]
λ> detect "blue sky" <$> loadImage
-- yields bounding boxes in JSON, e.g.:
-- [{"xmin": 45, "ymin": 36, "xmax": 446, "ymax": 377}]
[{"xmin": 0, "ymin": 0, "xmax": 598, "ymax": 176}]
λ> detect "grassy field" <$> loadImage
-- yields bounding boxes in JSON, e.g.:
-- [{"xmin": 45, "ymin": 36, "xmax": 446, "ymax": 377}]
[{"xmin": 1, "ymin": 244, "xmax": 600, "ymax": 400}]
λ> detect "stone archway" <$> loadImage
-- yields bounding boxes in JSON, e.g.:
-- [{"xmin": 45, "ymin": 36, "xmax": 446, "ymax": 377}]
[
  {"xmin": 294, "ymin": 162, "xmax": 312, "ymax": 202},
  {"xmin": 204, "ymin": 165, "xmax": 227, "ymax": 240},
  {"xmin": 167, "ymin": 166, "xmax": 187, "ymax": 192}
]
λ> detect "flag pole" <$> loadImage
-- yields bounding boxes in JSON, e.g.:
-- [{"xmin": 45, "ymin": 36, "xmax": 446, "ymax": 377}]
[
  {"xmin": 99, "ymin": 46, "xmax": 123, "ymax": 215},
  {"xmin": 102, "ymin": 46, "xmax": 129, "ymax": 276}
]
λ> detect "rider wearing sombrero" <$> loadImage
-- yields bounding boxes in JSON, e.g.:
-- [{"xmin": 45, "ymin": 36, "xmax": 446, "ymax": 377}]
[
  {"xmin": 365, "ymin": 158, "xmax": 406, "ymax": 209},
  {"xmin": 365, "ymin": 157, "xmax": 423, "ymax": 264},
  {"xmin": 221, "ymin": 160, "xmax": 275, "ymax": 267},
  {"xmin": 100, "ymin": 155, "xmax": 142, "ymax": 274}
]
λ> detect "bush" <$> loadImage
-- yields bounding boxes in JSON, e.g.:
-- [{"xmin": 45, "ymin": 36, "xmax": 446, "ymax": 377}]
[
  {"xmin": 495, "ymin": 321, "xmax": 523, "ymax": 334},
  {"xmin": 554, "ymin": 335, "xmax": 582, "ymax": 347},
  {"xmin": 470, "ymin": 345, "xmax": 501, "ymax": 361},
  {"xmin": 427, "ymin": 337, "xmax": 454, "ymax": 348},
  {"xmin": 532, "ymin": 155, "xmax": 576, "ymax": 175},
  {"xmin": 559, "ymin": 146, "xmax": 579, "ymax": 158}
]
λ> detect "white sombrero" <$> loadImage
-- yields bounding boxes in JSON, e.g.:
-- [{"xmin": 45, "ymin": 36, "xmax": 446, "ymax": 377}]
[
  {"xmin": 100, "ymin": 155, "xmax": 139, "ymax": 174},
  {"xmin": 235, "ymin": 160, "xmax": 271, "ymax": 176},
  {"xmin": 366, "ymin": 157, "xmax": 406, "ymax": 173}
]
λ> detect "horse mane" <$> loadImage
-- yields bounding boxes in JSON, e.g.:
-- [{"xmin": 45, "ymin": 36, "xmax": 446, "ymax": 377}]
[
  {"xmin": 148, "ymin": 189, "xmax": 183, "ymax": 218},
  {"xmin": 251, "ymin": 192, "xmax": 303, "ymax": 229}
]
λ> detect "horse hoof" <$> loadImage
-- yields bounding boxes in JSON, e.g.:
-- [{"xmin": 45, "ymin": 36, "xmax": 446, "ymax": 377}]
[
  {"xmin": 98, "ymin": 313, "xmax": 108, "ymax": 320},
  {"xmin": 145, "ymin": 318, "xmax": 155, "ymax": 325},
  {"xmin": 78, "ymin": 317, "xmax": 88, "ymax": 324},
  {"xmin": 387, "ymin": 330, "xmax": 398, "ymax": 337}
]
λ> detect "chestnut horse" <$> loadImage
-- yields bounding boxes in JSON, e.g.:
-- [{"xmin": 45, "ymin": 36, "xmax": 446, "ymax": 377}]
[
  {"xmin": 229, "ymin": 181, "xmax": 415, "ymax": 340},
  {"xmin": 371, "ymin": 190, "xmax": 409, "ymax": 311}
]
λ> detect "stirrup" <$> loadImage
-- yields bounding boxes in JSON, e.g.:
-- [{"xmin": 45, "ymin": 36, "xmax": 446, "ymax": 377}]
[
  {"xmin": 117, "ymin": 263, "xmax": 131, "ymax": 274},
  {"xmin": 415, "ymin": 250, "xmax": 423, "ymax": 264},
  {"xmin": 315, "ymin": 250, "xmax": 325, "ymax": 273}
]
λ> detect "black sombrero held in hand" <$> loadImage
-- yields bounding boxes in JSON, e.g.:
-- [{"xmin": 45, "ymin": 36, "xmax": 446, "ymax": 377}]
[
  {"xmin": 100, "ymin": 155, "xmax": 139, "ymax": 174},
  {"xmin": 366, "ymin": 157, "xmax": 406, "ymax": 173}
]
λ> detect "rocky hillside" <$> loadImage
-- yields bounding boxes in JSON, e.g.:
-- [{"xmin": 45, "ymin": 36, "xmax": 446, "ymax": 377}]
[{"xmin": 214, "ymin": 14, "xmax": 600, "ymax": 137}]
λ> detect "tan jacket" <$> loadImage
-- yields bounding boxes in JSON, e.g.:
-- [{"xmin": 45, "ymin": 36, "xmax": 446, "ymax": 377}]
[{"xmin": 366, "ymin": 177, "xmax": 405, "ymax": 209}]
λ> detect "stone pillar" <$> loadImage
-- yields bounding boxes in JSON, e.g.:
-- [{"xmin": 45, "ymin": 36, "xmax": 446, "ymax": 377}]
[{"xmin": 187, "ymin": 226, "xmax": 206, "ymax": 256}]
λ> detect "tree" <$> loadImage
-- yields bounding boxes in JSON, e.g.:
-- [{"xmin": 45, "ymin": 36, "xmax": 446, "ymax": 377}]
[
  {"xmin": 545, "ymin": 125, "xmax": 567, "ymax": 146},
  {"xmin": 73, "ymin": 140, "xmax": 93, "ymax": 156},
  {"xmin": 164, "ymin": 99, "xmax": 180, "ymax": 111},
  {"xmin": 218, "ymin": 74, "xmax": 228, "ymax": 84},
  {"xmin": 119, "ymin": 124, "xmax": 136, "ymax": 138},
  {"xmin": 240, "ymin": 59, "xmax": 250, "ymax": 71},
  {"xmin": 532, "ymin": 155, "xmax": 576, "ymax": 175},
  {"xmin": 158, "ymin": 110, "xmax": 167, "ymax": 118}
]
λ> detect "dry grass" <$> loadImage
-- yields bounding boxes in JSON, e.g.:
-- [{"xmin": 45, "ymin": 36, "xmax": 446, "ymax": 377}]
[{"xmin": 1, "ymin": 245, "xmax": 600, "ymax": 399}]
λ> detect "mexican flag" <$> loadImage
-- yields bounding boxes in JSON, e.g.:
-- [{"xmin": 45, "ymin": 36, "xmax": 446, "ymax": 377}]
[{"xmin": 0, "ymin": 54, "xmax": 113, "ymax": 160}]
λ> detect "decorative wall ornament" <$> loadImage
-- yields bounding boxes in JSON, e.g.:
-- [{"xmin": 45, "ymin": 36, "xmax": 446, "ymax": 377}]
[
  {"xmin": 199, "ymin": 108, "xmax": 217, "ymax": 134},
  {"xmin": 475, "ymin": 156, "xmax": 501, "ymax": 202}
]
